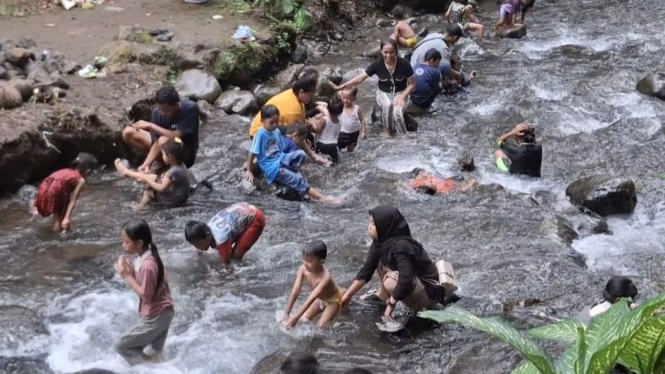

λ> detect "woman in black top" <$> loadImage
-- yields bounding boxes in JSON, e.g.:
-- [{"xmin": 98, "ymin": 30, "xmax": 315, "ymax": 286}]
[
  {"xmin": 341, "ymin": 205, "xmax": 446, "ymax": 321},
  {"xmin": 332, "ymin": 40, "xmax": 415, "ymax": 135}
]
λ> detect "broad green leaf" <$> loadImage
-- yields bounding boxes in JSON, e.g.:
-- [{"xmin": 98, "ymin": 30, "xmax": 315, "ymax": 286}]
[
  {"xmin": 529, "ymin": 319, "xmax": 586, "ymax": 345},
  {"xmin": 574, "ymin": 327, "xmax": 587, "ymax": 374},
  {"xmin": 512, "ymin": 361, "xmax": 540, "ymax": 374},
  {"xmin": 419, "ymin": 307, "xmax": 557, "ymax": 374},
  {"xmin": 619, "ymin": 316, "xmax": 665, "ymax": 373},
  {"xmin": 653, "ymin": 346, "xmax": 665, "ymax": 374},
  {"xmin": 282, "ymin": 0, "xmax": 295, "ymax": 14},
  {"xmin": 557, "ymin": 345, "xmax": 576, "ymax": 374},
  {"xmin": 583, "ymin": 300, "xmax": 631, "ymax": 372}
]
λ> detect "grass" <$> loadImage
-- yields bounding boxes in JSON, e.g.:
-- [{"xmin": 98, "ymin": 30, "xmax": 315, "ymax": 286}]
[{"xmin": 0, "ymin": 4, "xmax": 28, "ymax": 18}]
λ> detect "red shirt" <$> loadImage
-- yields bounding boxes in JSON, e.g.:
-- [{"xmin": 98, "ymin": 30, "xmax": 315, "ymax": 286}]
[{"xmin": 137, "ymin": 253, "xmax": 173, "ymax": 318}]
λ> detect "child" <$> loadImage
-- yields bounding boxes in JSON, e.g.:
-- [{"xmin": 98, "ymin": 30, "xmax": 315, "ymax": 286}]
[
  {"xmin": 338, "ymin": 87, "xmax": 367, "ymax": 153},
  {"xmin": 315, "ymin": 98, "xmax": 344, "ymax": 164},
  {"xmin": 497, "ymin": 0, "xmax": 535, "ymax": 28},
  {"xmin": 32, "ymin": 152, "xmax": 97, "ymax": 232},
  {"xmin": 184, "ymin": 202, "xmax": 265, "ymax": 264},
  {"xmin": 389, "ymin": 6, "xmax": 418, "ymax": 48},
  {"xmin": 410, "ymin": 168, "xmax": 478, "ymax": 195},
  {"xmin": 447, "ymin": 0, "xmax": 484, "ymax": 42},
  {"xmin": 114, "ymin": 219, "xmax": 174, "ymax": 365},
  {"xmin": 245, "ymin": 105, "xmax": 334, "ymax": 203},
  {"xmin": 447, "ymin": 56, "xmax": 477, "ymax": 90},
  {"xmin": 115, "ymin": 138, "xmax": 193, "ymax": 208},
  {"xmin": 578, "ymin": 276, "xmax": 638, "ymax": 324},
  {"xmin": 283, "ymin": 240, "xmax": 343, "ymax": 329}
]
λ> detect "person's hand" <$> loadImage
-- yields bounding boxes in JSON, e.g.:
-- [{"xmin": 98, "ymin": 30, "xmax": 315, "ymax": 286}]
[
  {"xmin": 470, "ymin": 71, "xmax": 477, "ymax": 79},
  {"xmin": 341, "ymin": 294, "xmax": 352, "ymax": 310},
  {"xmin": 138, "ymin": 164, "xmax": 150, "ymax": 173},
  {"xmin": 61, "ymin": 217, "xmax": 71, "ymax": 231},
  {"xmin": 115, "ymin": 256, "xmax": 134, "ymax": 278},
  {"xmin": 328, "ymin": 82, "xmax": 341, "ymax": 91},
  {"xmin": 282, "ymin": 313, "xmax": 289, "ymax": 322},
  {"xmin": 393, "ymin": 96, "xmax": 406, "ymax": 109},
  {"xmin": 384, "ymin": 303, "xmax": 395, "ymax": 320},
  {"xmin": 282, "ymin": 317, "xmax": 298, "ymax": 329},
  {"xmin": 316, "ymin": 105, "xmax": 329, "ymax": 117},
  {"xmin": 512, "ymin": 123, "xmax": 529, "ymax": 135},
  {"xmin": 133, "ymin": 121, "xmax": 153, "ymax": 131},
  {"xmin": 314, "ymin": 154, "xmax": 330, "ymax": 166},
  {"xmin": 244, "ymin": 170, "xmax": 254, "ymax": 183},
  {"xmin": 359, "ymin": 131, "xmax": 366, "ymax": 142}
]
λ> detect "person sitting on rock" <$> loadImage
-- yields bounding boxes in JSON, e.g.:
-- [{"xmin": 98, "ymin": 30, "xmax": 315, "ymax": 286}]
[
  {"xmin": 446, "ymin": 0, "xmax": 484, "ymax": 42},
  {"xmin": 122, "ymin": 86, "xmax": 200, "ymax": 173},
  {"xmin": 184, "ymin": 202, "xmax": 265, "ymax": 265},
  {"xmin": 410, "ymin": 166, "xmax": 478, "ymax": 195},
  {"xmin": 410, "ymin": 48, "xmax": 445, "ymax": 111},
  {"xmin": 577, "ymin": 276, "xmax": 638, "ymax": 324},
  {"xmin": 494, "ymin": 123, "xmax": 542, "ymax": 177},
  {"xmin": 390, "ymin": 6, "xmax": 418, "ymax": 49},
  {"xmin": 115, "ymin": 138, "xmax": 193, "ymax": 209},
  {"xmin": 245, "ymin": 105, "xmax": 336, "ymax": 203},
  {"xmin": 497, "ymin": 0, "xmax": 535, "ymax": 28}
]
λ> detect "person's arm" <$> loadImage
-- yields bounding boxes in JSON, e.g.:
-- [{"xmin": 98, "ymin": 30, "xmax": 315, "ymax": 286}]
[
  {"xmin": 445, "ymin": 3, "xmax": 452, "ymax": 23},
  {"xmin": 120, "ymin": 261, "xmax": 156, "ymax": 303},
  {"xmin": 520, "ymin": 7, "xmax": 529, "ymax": 22},
  {"xmin": 245, "ymin": 135, "xmax": 261, "ymax": 181},
  {"xmin": 465, "ymin": 6, "xmax": 478, "ymax": 23},
  {"xmin": 142, "ymin": 170, "xmax": 174, "ymax": 192},
  {"xmin": 284, "ymin": 266, "xmax": 305, "ymax": 318},
  {"xmin": 216, "ymin": 241, "xmax": 232, "ymax": 265},
  {"xmin": 496, "ymin": 123, "xmax": 526, "ymax": 145},
  {"xmin": 358, "ymin": 108, "xmax": 367, "ymax": 141},
  {"xmin": 61, "ymin": 178, "xmax": 85, "ymax": 230},
  {"xmin": 139, "ymin": 121, "xmax": 183, "ymax": 139},
  {"xmin": 401, "ymin": 76, "xmax": 416, "ymax": 100},
  {"xmin": 290, "ymin": 271, "xmax": 332, "ymax": 323},
  {"xmin": 307, "ymin": 116, "xmax": 326, "ymax": 135},
  {"xmin": 305, "ymin": 108, "xmax": 320, "ymax": 119},
  {"xmin": 335, "ymin": 72, "xmax": 370, "ymax": 91}
]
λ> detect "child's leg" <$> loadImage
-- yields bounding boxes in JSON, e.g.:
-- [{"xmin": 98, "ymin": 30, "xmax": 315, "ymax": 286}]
[
  {"xmin": 231, "ymin": 210, "xmax": 266, "ymax": 260},
  {"xmin": 52, "ymin": 213, "xmax": 63, "ymax": 232},
  {"xmin": 147, "ymin": 309, "xmax": 174, "ymax": 354},
  {"xmin": 115, "ymin": 310, "xmax": 173, "ymax": 365},
  {"xmin": 468, "ymin": 22, "xmax": 484, "ymax": 41},
  {"xmin": 115, "ymin": 159, "xmax": 156, "ymax": 180},
  {"xmin": 302, "ymin": 300, "xmax": 324, "ymax": 323},
  {"xmin": 317, "ymin": 302, "xmax": 341, "ymax": 328},
  {"xmin": 281, "ymin": 150, "xmax": 308, "ymax": 171},
  {"xmin": 139, "ymin": 190, "xmax": 155, "ymax": 207}
]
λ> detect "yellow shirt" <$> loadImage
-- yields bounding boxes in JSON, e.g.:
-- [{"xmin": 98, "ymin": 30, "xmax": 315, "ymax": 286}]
[{"xmin": 249, "ymin": 89, "xmax": 305, "ymax": 136}]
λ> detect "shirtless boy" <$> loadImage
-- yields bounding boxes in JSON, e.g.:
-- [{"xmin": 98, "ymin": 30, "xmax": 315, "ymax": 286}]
[
  {"xmin": 390, "ymin": 6, "xmax": 418, "ymax": 48},
  {"xmin": 283, "ymin": 240, "xmax": 343, "ymax": 329}
]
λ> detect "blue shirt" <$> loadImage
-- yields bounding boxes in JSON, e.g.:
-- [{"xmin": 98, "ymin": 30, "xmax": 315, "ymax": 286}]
[
  {"xmin": 249, "ymin": 127, "xmax": 285, "ymax": 184},
  {"xmin": 282, "ymin": 135, "xmax": 298, "ymax": 153},
  {"xmin": 411, "ymin": 63, "xmax": 443, "ymax": 109},
  {"xmin": 151, "ymin": 99, "xmax": 200, "ymax": 153}
]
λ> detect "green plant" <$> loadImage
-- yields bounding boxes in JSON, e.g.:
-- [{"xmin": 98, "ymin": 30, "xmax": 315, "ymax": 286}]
[
  {"xmin": 418, "ymin": 292, "xmax": 665, "ymax": 374},
  {"xmin": 251, "ymin": 0, "xmax": 311, "ymax": 31}
]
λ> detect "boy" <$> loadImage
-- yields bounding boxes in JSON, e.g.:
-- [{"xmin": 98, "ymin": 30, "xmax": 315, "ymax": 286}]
[
  {"xmin": 410, "ymin": 168, "xmax": 478, "ymax": 195},
  {"xmin": 184, "ymin": 202, "xmax": 265, "ymax": 264},
  {"xmin": 283, "ymin": 240, "xmax": 343, "ymax": 329},
  {"xmin": 390, "ymin": 6, "xmax": 418, "ymax": 48},
  {"xmin": 315, "ymin": 98, "xmax": 344, "ymax": 164},
  {"xmin": 447, "ymin": 56, "xmax": 477, "ymax": 90},
  {"xmin": 245, "ymin": 105, "xmax": 334, "ymax": 202}
]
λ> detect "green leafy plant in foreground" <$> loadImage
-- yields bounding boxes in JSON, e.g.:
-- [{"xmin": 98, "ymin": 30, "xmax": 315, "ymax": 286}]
[
  {"xmin": 418, "ymin": 292, "xmax": 665, "ymax": 374},
  {"xmin": 251, "ymin": 0, "xmax": 311, "ymax": 31}
]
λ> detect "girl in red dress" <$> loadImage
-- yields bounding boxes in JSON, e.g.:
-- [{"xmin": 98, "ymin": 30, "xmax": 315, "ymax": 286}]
[{"xmin": 32, "ymin": 153, "xmax": 97, "ymax": 232}]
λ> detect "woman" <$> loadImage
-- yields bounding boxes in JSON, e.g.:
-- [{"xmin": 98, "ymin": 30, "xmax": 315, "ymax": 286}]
[
  {"xmin": 331, "ymin": 40, "xmax": 415, "ymax": 135},
  {"xmin": 446, "ymin": 0, "xmax": 484, "ymax": 42},
  {"xmin": 341, "ymin": 205, "xmax": 447, "ymax": 324}
]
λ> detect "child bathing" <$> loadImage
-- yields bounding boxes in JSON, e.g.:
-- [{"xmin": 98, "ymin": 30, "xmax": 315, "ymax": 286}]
[
  {"xmin": 283, "ymin": 240, "xmax": 343, "ymax": 329},
  {"xmin": 32, "ymin": 152, "xmax": 97, "ymax": 232},
  {"xmin": 338, "ymin": 87, "xmax": 367, "ymax": 153},
  {"xmin": 315, "ymin": 98, "xmax": 344, "ymax": 164}
]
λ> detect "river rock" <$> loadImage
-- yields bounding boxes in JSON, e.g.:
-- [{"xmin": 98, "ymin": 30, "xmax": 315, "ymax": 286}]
[
  {"xmin": 0, "ymin": 65, "xmax": 7, "ymax": 80},
  {"xmin": 8, "ymin": 78, "xmax": 35, "ymax": 101},
  {"xmin": 215, "ymin": 90, "xmax": 258, "ymax": 115},
  {"xmin": 0, "ymin": 305, "xmax": 48, "ymax": 348},
  {"xmin": 197, "ymin": 99, "xmax": 212, "ymax": 122},
  {"xmin": 0, "ymin": 81, "xmax": 24, "ymax": 109},
  {"xmin": 496, "ymin": 24, "xmax": 527, "ymax": 39},
  {"xmin": 27, "ymin": 66, "xmax": 51, "ymax": 84},
  {"xmin": 5, "ymin": 48, "xmax": 34, "ymax": 65},
  {"xmin": 71, "ymin": 369, "xmax": 119, "ymax": 374},
  {"xmin": 253, "ymin": 85, "xmax": 281, "ymax": 107},
  {"xmin": 290, "ymin": 44, "xmax": 308, "ymax": 64},
  {"xmin": 275, "ymin": 64, "xmax": 304, "ymax": 87},
  {"xmin": 0, "ymin": 356, "xmax": 52, "ymax": 374},
  {"xmin": 362, "ymin": 40, "xmax": 381, "ymax": 59},
  {"xmin": 568, "ymin": 213, "xmax": 612, "ymax": 236},
  {"xmin": 250, "ymin": 350, "xmax": 291, "ymax": 374},
  {"xmin": 565, "ymin": 175, "xmax": 637, "ymax": 216},
  {"xmin": 15, "ymin": 37, "xmax": 37, "ymax": 50},
  {"xmin": 175, "ymin": 69, "xmax": 223, "ymax": 104},
  {"xmin": 376, "ymin": 19, "xmax": 395, "ymax": 28},
  {"xmin": 63, "ymin": 60, "xmax": 82, "ymax": 75},
  {"xmin": 320, "ymin": 66, "xmax": 343, "ymax": 86},
  {"xmin": 636, "ymin": 73, "xmax": 665, "ymax": 101}
]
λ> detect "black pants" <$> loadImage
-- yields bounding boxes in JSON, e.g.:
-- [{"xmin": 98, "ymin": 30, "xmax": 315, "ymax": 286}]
[{"xmin": 316, "ymin": 142, "xmax": 339, "ymax": 164}]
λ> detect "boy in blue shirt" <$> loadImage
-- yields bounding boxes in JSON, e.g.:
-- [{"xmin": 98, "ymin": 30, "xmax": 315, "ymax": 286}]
[
  {"xmin": 410, "ymin": 49, "xmax": 445, "ymax": 110},
  {"xmin": 244, "ymin": 105, "xmax": 332, "ymax": 202}
]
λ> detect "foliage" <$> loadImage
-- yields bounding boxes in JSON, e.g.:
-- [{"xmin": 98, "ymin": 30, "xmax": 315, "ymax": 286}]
[
  {"xmin": 418, "ymin": 292, "xmax": 665, "ymax": 374},
  {"xmin": 251, "ymin": 0, "xmax": 311, "ymax": 31}
]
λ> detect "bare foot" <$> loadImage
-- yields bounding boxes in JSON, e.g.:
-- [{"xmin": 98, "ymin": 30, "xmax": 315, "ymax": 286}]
[
  {"xmin": 131, "ymin": 202, "xmax": 147, "ymax": 212},
  {"xmin": 321, "ymin": 196, "xmax": 342, "ymax": 205},
  {"xmin": 138, "ymin": 164, "xmax": 150, "ymax": 173},
  {"xmin": 115, "ymin": 159, "xmax": 128, "ymax": 177}
]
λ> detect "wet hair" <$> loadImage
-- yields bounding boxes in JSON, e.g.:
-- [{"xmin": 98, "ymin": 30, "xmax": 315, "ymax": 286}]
[
  {"xmin": 184, "ymin": 220, "xmax": 211, "ymax": 242},
  {"xmin": 342, "ymin": 86, "xmax": 358, "ymax": 99},
  {"xmin": 70, "ymin": 152, "xmax": 97, "ymax": 174},
  {"xmin": 446, "ymin": 23, "xmax": 464, "ymax": 39},
  {"xmin": 122, "ymin": 219, "xmax": 164, "ymax": 292},
  {"xmin": 424, "ymin": 48, "xmax": 442, "ymax": 62},
  {"xmin": 603, "ymin": 276, "xmax": 638, "ymax": 303},
  {"xmin": 380, "ymin": 39, "xmax": 399, "ymax": 56},
  {"xmin": 162, "ymin": 138, "xmax": 187, "ymax": 165},
  {"xmin": 410, "ymin": 167, "xmax": 427, "ymax": 178},
  {"xmin": 392, "ymin": 5, "xmax": 405, "ymax": 20},
  {"xmin": 292, "ymin": 76, "xmax": 316, "ymax": 95},
  {"xmin": 327, "ymin": 98, "xmax": 344, "ymax": 116},
  {"xmin": 155, "ymin": 86, "xmax": 180, "ymax": 106},
  {"xmin": 260, "ymin": 104, "xmax": 280, "ymax": 121},
  {"xmin": 450, "ymin": 55, "xmax": 462, "ymax": 70},
  {"xmin": 416, "ymin": 185, "xmax": 437, "ymax": 195},
  {"xmin": 344, "ymin": 369, "xmax": 373, "ymax": 374},
  {"xmin": 521, "ymin": 125, "xmax": 536, "ymax": 143},
  {"xmin": 298, "ymin": 66, "xmax": 319, "ymax": 85},
  {"xmin": 302, "ymin": 240, "xmax": 327, "ymax": 261},
  {"xmin": 279, "ymin": 352, "xmax": 320, "ymax": 374},
  {"xmin": 457, "ymin": 152, "xmax": 476, "ymax": 172},
  {"xmin": 286, "ymin": 122, "xmax": 309, "ymax": 138}
]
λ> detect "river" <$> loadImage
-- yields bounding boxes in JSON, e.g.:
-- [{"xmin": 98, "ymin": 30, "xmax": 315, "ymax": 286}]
[{"xmin": 1, "ymin": 0, "xmax": 665, "ymax": 373}]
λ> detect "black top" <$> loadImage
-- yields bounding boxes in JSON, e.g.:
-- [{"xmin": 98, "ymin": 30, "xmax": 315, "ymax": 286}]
[
  {"xmin": 365, "ymin": 57, "xmax": 414, "ymax": 94},
  {"xmin": 151, "ymin": 99, "xmax": 200, "ymax": 153},
  {"xmin": 500, "ymin": 141, "xmax": 543, "ymax": 177},
  {"xmin": 355, "ymin": 205, "xmax": 442, "ymax": 302}
]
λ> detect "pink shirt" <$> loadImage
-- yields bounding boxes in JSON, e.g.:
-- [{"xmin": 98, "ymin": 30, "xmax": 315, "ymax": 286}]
[{"xmin": 137, "ymin": 253, "xmax": 173, "ymax": 318}]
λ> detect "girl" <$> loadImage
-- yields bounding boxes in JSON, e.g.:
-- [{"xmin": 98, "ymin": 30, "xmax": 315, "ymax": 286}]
[
  {"xmin": 115, "ymin": 138, "xmax": 193, "ymax": 209},
  {"xmin": 32, "ymin": 152, "xmax": 97, "ymax": 232},
  {"xmin": 446, "ymin": 0, "xmax": 485, "ymax": 42},
  {"xmin": 338, "ymin": 87, "xmax": 367, "ymax": 153},
  {"xmin": 497, "ymin": 0, "xmax": 536, "ymax": 28},
  {"xmin": 114, "ymin": 219, "xmax": 174, "ymax": 365}
]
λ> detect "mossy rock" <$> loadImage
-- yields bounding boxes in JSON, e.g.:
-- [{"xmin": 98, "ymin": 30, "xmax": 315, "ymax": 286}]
[{"xmin": 208, "ymin": 42, "xmax": 278, "ymax": 89}]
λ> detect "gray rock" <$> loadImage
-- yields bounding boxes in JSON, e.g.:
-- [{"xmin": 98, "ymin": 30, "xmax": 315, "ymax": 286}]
[
  {"xmin": 0, "ymin": 38, "xmax": 17, "ymax": 52},
  {"xmin": 376, "ymin": 19, "xmax": 395, "ymax": 28},
  {"xmin": 15, "ymin": 37, "xmax": 37, "ymax": 50},
  {"xmin": 0, "ymin": 305, "xmax": 48, "ymax": 349},
  {"xmin": 0, "ymin": 81, "xmax": 24, "ymax": 109},
  {"xmin": 361, "ymin": 40, "xmax": 381, "ymax": 59},
  {"xmin": 0, "ymin": 65, "xmax": 7, "ymax": 80},
  {"xmin": 496, "ymin": 24, "xmax": 527, "ymax": 39},
  {"xmin": 253, "ymin": 85, "xmax": 281, "ymax": 107},
  {"xmin": 71, "ymin": 369, "xmax": 119, "ymax": 374},
  {"xmin": 43, "ymin": 58, "xmax": 63, "ymax": 74},
  {"xmin": 290, "ymin": 44, "xmax": 308, "ymax": 64},
  {"xmin": 250, "ymin": 350, "xmax": 290, "ymax": 373},
  {"xmin": 5, "ymin": 48, "xmax": 34, "ymax": 65},
  {"xmin": 117, "ymin": 25, "xmax": 139, "ymax": 41},
  {"xmin": 320, "ymin": 66, "xmax": 343, "ymax": 86},
  {"xmin": 215, "ymin": 90, "xmax": 258, "ymax": 115},
  {"xmin": 174, "ymin": 52, "xmax": 204, "ymax": 71},
  {"xmin": 566, "ymin": 175, "xmax": 637, "ymax": 216},
  {"xmin": 6, "ymin": 70, "xmax": 23, "ymax": 80},
  {"xmin": 174, "ymin": 69, "xmax": 223, "ymax": 104},
  {"xmin": 8, "ymin": 78, "xmax": 35, "ymax": 101},
  {"xmin": 636, "ymin": 73, "xmax": 665, "ymax": 101},
  {"xmin": 27, "ymin": 66, "xmax": 51, "ymax": 84},
  {"xmin": 64, "ymin": 60, "xmax": 82, "ymax": 75},
  {"xmin": 197, "ymin": 99, "xmax": 212, "ymax": 121},
  {"xmin": 274, "ymin": 64, "xmax": 304, "ymax": 87}
]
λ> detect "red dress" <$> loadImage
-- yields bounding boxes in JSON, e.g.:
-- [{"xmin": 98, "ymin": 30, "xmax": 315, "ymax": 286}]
[{"xmin": 34, "ymin": 169, "xmax": 82, "ymax": 217}]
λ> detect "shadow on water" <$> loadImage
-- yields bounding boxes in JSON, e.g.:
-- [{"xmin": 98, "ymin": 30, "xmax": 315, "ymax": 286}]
[{"xmin": 1, "ymin": 0, "xmax": 665, "ymax": 372}]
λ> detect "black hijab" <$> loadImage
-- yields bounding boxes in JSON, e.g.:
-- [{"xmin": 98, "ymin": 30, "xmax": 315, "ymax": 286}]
[{"xmin": 370, "ymin": 205, "xmax": 426, "ymax": 260}]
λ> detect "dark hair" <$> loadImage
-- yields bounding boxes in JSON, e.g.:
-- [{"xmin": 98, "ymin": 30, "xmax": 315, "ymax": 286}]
[
  {"xmin": 162, "ymin": 139, "xmax": 187, "ymax": 165},
  {"xmin": 380, "ymin": 39, "xmax": 399, "ymax": 56},
  {"xmin": 70, "ymin": 152, "xmax": 97, "ymax": 174},
  {"xmin": 416, "ymin": 185, "xmax": 437, "ymax": 195},
  {"xmin": 298, "ymin": 66, "xmax": 319, "ymax": 84},
  {"xmin": 603, "ymin": 276, "xmax": 638, "ymax": 303},
  {"xmin": 292, "ymin": 76, "xmax": 316, "ymax": 95},
  {"xmin": 457, "ymin": 152, "xmax": 476, "ymax": 172},
  {"xmin": 302, "ymin": 240, "xmax": 327, "ymax": 260},
  {"xmin": 392, "ymin": 5, "xmax": 405, "ymax": 19},
  {"xmin": 424, "ymin": 48, "xmax": 442, "ymax": 62},
  {"xmin": 286, "ymin": 122, "xmax": 309, "ymax": 138},
  {"xmin": 279, "ymin": 352, "xmax": 320, "ymax": 374},
  {"xmin": 523, "ymin": 0, "xmax": 536, "ymax": 10},
  {"xmin": 342, "ymin": 86, "xmax": 358, "ymax": 98},
  {"xmin": 155, "ymin": 86, "xmax": 180, "ymax": 106},
  {"xmin": 122, "ymin": 219, "xmax": 164, "ymax": 292},
  {"xmin": 446, "ymin": 23, "xmax": 464, "ymax": 39},
  {"xmin": 410, "ymin": 167, "xmax": 426, "ymax": 178},
  {"xmin": 521, "ymin": 125, "xmax": 536, "ymax": 143},
  {"xmin": 261, "ymin": 104, "xmax": 280, "ymax": 121},
  {"xmin": 328, "ymin": 98, "xmax": 344, "ymax": 116},
  {"xmin": 184, "ymin": 220, "xmax": 210, "ymax": 242},
  {"xmin": 450, "ymin": 55, "xmax": 462, "ymax": 70},
  {"xmin": 455, "ymin": 0, "xmax": 468, "ymax": 4},
  {"xmin": 344, "ymin": 369, "xmax": 373, "ymax": 374}
]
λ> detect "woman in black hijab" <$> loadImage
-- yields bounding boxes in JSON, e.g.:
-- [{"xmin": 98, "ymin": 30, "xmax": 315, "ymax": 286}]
[{"xmin": 341, "ymin": 205, "xmax": 446, "ymax": 321}]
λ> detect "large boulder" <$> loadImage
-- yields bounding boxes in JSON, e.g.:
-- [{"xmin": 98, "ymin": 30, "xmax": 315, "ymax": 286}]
[
  {"xmin": 215, "ymin": 90, "xmax": 258, "ymax": 115},
  {"xmin": 8, "ymin": 78, "xmax": 35, "ymax": 101},
  {"xmin": 565, "ymin": 175, "xmax": 637, "ymax": 216},
  {"xmin": 175, "ymin": 69, "xmax": 223, "ymax": 104},
  {"xmin": 0, "ymin": 305, "xmax": 48, "ymax": 349},
  {"xmin": 250, "ymin": 350, "xmax": 291, "ymax": 374},
  {"xmin": 496, "ymin": 24, "xmax": 527, "ymax": 39},
  {"xmin": 636, "ymin": 73, "xmax": 665, "ymax": 101},
  {"xmin": 4, "ymin": 48, "xmax": 34, "ymax": 65},
  {"xmin": 0, "ymin": 65, "xmax": 7, "ymax": 80},
  {"xmin": 0, "ymin": 81, "xmax": 24, "ymax": 109},
  {"xmin": 253, "ymin": 85, "xmax": 282, "ymax": 107}
]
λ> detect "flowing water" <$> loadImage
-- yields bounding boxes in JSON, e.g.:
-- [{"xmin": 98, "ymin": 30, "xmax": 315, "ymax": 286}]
[{"xmin": 2, "ymin": 0, "xmax": 665, "ymax": 373}]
